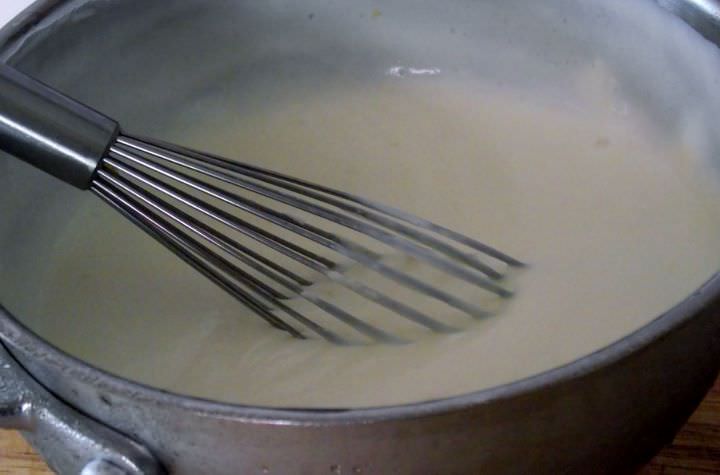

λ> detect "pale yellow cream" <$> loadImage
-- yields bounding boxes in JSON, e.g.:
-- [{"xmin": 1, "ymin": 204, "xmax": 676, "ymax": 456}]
[{"xmin": 20, "ymin": 66, "xmax": 720, "ymax": 407}]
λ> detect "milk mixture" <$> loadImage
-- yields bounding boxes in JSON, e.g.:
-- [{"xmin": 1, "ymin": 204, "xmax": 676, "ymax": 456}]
[{"xmin": 4, "ymin": 0, "xmax": 720, "ymax": 407}]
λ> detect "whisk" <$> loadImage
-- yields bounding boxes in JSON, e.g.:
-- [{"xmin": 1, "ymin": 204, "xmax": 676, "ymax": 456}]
[{"xmin": 0, "ymin": 63, "xmax": 524, "ymax": 344}]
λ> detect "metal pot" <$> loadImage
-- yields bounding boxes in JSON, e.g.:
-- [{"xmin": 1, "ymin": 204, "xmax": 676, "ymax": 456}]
[{"xmin": 2, "ymin": 1, "xmax": 720, "ymax": 473}]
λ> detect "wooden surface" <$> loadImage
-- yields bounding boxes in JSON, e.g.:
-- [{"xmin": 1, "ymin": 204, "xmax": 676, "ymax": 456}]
[
  {"xmin": 639, "ymin": 376, "xmax": 720, "ymax": 475},
  {"xmin": 2, "ymin": 379, "xmax": 720, "ymax": 474},
  {"xmin": 0, "ymin": 431, "xmax": 50, "ymax": 474}
]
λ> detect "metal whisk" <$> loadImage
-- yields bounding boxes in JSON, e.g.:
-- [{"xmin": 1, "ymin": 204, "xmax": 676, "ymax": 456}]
[{"xmin": 0, "ymin": 63, "xmax": 524, "ymax": 344}]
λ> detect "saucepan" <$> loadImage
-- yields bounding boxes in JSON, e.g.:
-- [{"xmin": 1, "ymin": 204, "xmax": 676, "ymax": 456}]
[{"xmin": 1, "ymin": 0, "xmax": 720, "ymax": 473}]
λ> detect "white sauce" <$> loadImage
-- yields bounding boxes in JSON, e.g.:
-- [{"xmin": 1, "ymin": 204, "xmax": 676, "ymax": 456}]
[{"xmin": 4, "ymin": 0, "xmax": 720, "ymax": 408}]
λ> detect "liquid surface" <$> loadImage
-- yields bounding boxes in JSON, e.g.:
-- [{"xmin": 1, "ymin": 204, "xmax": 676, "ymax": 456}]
[
  {"xmin": 3, "ymin": 0, "xmax": 720, "ymax": 408},
  {"xmin": 16, "ymin": 74, "xmax": 720, "ymax": 407}
]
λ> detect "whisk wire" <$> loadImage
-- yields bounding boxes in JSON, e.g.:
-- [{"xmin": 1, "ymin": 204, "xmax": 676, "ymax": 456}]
[
  {"xmin": 94, "ymin": 169, "xmax": 408, "ymax": 343},
  {"xmin": 92, "ymin": 134, "xmax": 522, "ymax": 343},
  {"xmin": 92, "ymin": 180, "xmax": 307, "ymax": 339},
  {"xmin": 103, "ymin": 153, "xmax": 498, "ymax": 321},
  {"xmin": 105, "ymin": 155, "xmax": 334, "ymax": 270},
  {"xmin": 94, "ymin": 179, "xmax": 367, "ymax": 344},
  {"xmin": 110, "ymin": 144, "xmax": 511, "ymax": 304},
  {"xmin": 117, "ymin": 137, "xmax": 509, "ymax": 282},
  {"xmin": 118, "ymin": 136, "xmax": 506, "ymax": 279},
  {"xmin": 123, "ymin": 136, "xmax": 524, "ymax": 268}
]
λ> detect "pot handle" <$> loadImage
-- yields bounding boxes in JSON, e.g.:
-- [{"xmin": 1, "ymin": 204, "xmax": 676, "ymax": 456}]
[{"xmin": 0, "ymin": 343, "xmax": 164, "ymax": 475}]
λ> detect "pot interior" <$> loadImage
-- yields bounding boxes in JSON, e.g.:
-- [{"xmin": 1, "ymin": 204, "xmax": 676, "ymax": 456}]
[{"xmin": 2, "ymin": 0, "xmax": 720, "ymax": 408}]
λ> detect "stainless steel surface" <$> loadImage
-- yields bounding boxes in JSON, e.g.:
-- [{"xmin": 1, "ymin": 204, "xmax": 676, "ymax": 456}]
[
  {"xmin": 657, "ymin": 0, "xmax": 720, "ymax": 44},
  {"xmin": 0, "ymin": 336, "xmax": 163, "ymax": 474},
  {"xmin": 0, "ymin": 0, "xmax": 719, "ymax": 474},
  {"xmin": 0, "ymin": 62, "xmax": 118, "ymax": 189}
]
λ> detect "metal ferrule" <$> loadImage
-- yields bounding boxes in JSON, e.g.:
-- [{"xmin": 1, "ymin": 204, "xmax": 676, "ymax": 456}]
[{"xmin": 0, "ymin": 63, "xmax": 119, "ymax": 189}]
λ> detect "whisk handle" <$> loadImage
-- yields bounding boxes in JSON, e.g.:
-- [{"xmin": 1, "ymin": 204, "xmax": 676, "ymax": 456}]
[{"xmin": 0, "ymin": 63, "xmax": 119, "ymax": 189}]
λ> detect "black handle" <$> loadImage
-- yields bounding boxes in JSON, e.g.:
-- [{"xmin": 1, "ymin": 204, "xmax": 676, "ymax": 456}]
[{"xmin": 0, "ymin": 63, "xmax": 119, "ymax": 189}]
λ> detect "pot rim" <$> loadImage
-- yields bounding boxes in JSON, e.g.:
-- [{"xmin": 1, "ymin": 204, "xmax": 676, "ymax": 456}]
[{"xmin": 0, "ymin": 0, "xmax": 718, "ymax": 425}]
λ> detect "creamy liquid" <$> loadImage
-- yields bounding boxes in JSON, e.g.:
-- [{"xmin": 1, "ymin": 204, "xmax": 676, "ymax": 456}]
[
  {"xmin": 4, "ymin": 0, "xmax": 720, "ymax": 408},
  {"xmin": 15, "ymin": 67, "xmax": 720, "ymax": 407}
]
